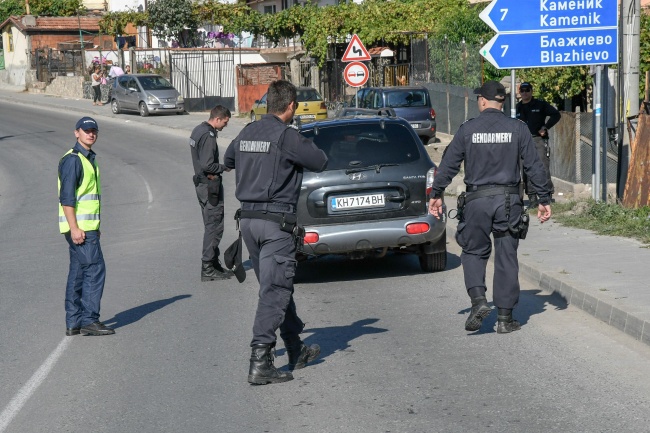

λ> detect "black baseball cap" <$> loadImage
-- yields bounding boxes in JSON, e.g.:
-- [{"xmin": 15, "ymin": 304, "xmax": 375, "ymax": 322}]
[
  {"xmin": 473, "ymin": 80, "xmax": 506, "ymax": 102},
  {"xmin": 520, "ymin": 82, "xmax": 533, "ymax": 91},
  {"xmin": 75, "ymin": 116, "xmax": 98, "ymax": 131}
]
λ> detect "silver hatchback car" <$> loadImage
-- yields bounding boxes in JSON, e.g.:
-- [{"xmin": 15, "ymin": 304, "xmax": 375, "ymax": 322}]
[{"xmin": 110, "ymin": 74, "xmax": 185, "ymax": 116}]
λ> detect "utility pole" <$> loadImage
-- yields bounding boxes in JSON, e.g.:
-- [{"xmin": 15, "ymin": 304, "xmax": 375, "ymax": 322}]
[{"xmin": 621, "ymin": 0, "xmax": 640, "ymax": 149}]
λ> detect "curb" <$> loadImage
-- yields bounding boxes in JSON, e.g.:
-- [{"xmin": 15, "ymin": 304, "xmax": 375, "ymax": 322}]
[{"xmin": 445, "ymin": 223, "xmax": 650, "ymax": 346}]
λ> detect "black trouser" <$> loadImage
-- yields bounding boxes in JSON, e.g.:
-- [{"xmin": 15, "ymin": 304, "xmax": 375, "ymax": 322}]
[
  {"xmin": 92, "ymin": 84, "xmax": 101, "ymax": 103},
  {"xmin": 455, "ymin": 194, "xmax": 522, "ymax": 309},
  {"xmin": 524, "ymin": 135, "xmax": 554, "ymax": 196},
  {"xmin": 241, "ymin": 217, "xmax": 304, "ymax": 346},
  {"xmin": 195, "ymin": 182, "xmax": 225, "ymax": 263}
]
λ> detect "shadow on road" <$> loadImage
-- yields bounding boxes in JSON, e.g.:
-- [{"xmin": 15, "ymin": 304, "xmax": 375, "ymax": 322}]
[
  {"xmin": 276, "ymin": 318, "xmax": 388, "ymax": 365},
  {"xmin": 458, "ymin": 288, "xmax": 568, "ymax": 335},
  {"xmin": 103, "ymin": 294, "xmax": 192, "ymax": 329},
  {"xmin": 295, "ymin": 252, "xmax": 461, "ymax": 284}
]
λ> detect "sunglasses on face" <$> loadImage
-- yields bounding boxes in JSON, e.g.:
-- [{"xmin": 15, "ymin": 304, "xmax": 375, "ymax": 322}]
[{"xmin": 520, "ymin": 89, "xmax": 532, "ymax": 92}]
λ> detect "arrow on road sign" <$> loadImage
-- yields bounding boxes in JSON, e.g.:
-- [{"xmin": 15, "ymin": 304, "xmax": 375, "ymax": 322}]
[
  {"xmin": 342, "ymin": 34, "xmax": 371, "ymax": 62},
  {"xmin": 479, "ymin": 0, "xmax": 618, "ymax": 33},
  {"xmin": 480, "ymin": 28, "xmax": 618, "ymax": 69}
]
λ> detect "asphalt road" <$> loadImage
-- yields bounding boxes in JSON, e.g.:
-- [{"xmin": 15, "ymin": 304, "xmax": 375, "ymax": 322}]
[{"xmin": 1, "ymin": 101, "xmax": 650, "ymax": 433}]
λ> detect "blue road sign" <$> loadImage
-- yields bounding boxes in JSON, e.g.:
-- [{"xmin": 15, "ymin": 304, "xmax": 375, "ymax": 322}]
[
  {"xmin": 479, "ymin": 0, "xmax": 618, "ymax": 33},
  {"xmin": 480, "ymin": 28, "xmax": 618, "ymax": 69}
]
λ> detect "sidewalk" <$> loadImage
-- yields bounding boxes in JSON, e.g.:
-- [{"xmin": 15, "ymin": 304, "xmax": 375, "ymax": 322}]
[{"xmin": 3, "ymin": 88, "xmax": 650, "ymax": 346}]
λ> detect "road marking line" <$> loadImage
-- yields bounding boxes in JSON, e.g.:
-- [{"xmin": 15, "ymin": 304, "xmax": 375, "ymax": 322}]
[
  {"xmin": 137, "ymin": 172, "xmax": 153, "ymax": 205},
  {"xmin": 0, "ymin": 337, "xmax": 71, "ymax": 432}
]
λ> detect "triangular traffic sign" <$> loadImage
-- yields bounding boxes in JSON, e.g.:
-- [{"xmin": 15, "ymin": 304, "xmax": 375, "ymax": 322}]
[{"xmin": 342, "ymin": 34, "xmax": 371, "ymax": 62}]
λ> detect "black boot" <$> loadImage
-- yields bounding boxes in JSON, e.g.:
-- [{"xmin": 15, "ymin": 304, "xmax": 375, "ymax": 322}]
[
  {"xmin": 465, "ymin": 296, "xmax": 492, "ymax": 331},
  {"xmin": 213, "ymin": 259, "xmax": 234, "ymax": 278},
  {"xmin": 248, "ymin": 344, "xmax": 293, "ymax": 385},
  {"xmin": 497, "ymin": 308, "xmax": 521, "ymax": 334},
  {"xmin": 283, "ymin": 336, "xmax": 320, "ymax": 371},
  {"xmin": 201, "ymin": 261, "xmax": 230, "ymax": 281}
]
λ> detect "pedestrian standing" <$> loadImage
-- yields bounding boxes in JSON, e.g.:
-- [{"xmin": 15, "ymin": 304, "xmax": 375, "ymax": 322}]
[
  {"xmin": 58, "ymin": 117, "xmax": 114, "ymax": 336},
  {"xmin": 190, "ymin": 105, "xmax": 234, "ymax": 281},
  {"xmin": 224, "ymin": 80, "xmax": 328, "ymax": 384},
  {"xmin": 516, "ymin": 82, "xmax": 561, "ymax": 206},
  {"xmin": 91, "ymin": 66, "xmax": 103, "ymax": 106},
  {"xmin": 428, "ymin": 81, "xmax": 552, "ymax": 334}
]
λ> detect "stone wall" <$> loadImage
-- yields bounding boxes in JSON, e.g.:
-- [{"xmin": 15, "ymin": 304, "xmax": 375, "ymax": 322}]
[{"xmin": 45, "ymin": 75, "xmax": 85, "ymax": 98}]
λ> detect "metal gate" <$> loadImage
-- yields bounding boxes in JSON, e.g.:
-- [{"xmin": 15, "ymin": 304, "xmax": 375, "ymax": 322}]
[
  {"xmin": 410, "ymin": 34, "xmax": 429, "ymax": 85},
  {"xmin": 170, "ymin": 50, "xmax": 235, "ymax": 112}
]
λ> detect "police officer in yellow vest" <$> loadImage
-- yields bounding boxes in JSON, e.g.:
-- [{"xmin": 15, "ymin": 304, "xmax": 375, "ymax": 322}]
[{"xmin": 58, "ymin": 117, "xmax": 114, "ymax": 336}]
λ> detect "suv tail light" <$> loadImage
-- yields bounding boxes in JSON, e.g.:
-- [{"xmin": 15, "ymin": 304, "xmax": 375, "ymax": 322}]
[
  {"xmin": 303, "ymin": 232, "xmax": 319, "ymax": 244},
  {"xmin": 406, "ymin": 222, "xmax": 430, "ymax": 234},
  {"xmin": 425, "ymin": 167, "xmax": 437, "ymax": 198},
  {"xmin": 430, "ymin": 108, "xmax": 436, "ymax": 120}
]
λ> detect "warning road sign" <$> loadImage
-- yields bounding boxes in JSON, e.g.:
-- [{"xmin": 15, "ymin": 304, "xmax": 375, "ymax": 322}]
[
  {"xmin": 342, "ymin": 34, "xmax": 371, "ymax": 62},
  {"xmin": 343, "ymin": 62, "xmax": 369, "ymax": 87}
]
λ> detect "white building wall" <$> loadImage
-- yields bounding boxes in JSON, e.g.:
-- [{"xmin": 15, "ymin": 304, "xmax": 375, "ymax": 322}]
[{"xmin": 2, "ymin": 26, "xmax": 29, "ymax": 87}]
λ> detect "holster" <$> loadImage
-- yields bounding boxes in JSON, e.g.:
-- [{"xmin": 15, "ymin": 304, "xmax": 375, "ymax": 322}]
[
  {"xmin": 455, "ymin": 192, "xmax": 466, "ymax": 221},
  {"xmin": 517, "ymin": 212, "xmax": 530, "ymax": 240}
]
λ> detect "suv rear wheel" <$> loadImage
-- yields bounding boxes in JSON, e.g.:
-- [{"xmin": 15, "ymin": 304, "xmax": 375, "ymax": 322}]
[{"xmin": 418, "ymin": 236, "xmax": 447, "ymax": 272}]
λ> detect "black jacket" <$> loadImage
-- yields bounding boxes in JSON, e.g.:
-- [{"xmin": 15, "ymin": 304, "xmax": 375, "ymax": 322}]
[
  {"xmin": 430, "ymin": 108, "xmax": 551, "ymax": 204},
  {"xmin": 516, "ymin": 98, "xmax": 561, "ymax": 137},
  {"xmin": 224, "ymin": 114, "xmax": 327, "ymax": 207},
  {"xmin": 190, "ymin": 121, "xmax": 227, "ymax": 177}
]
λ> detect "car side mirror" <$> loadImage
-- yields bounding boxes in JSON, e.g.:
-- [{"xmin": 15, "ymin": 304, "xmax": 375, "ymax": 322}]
[{"xmin": 128, "ymin": 87, "xmax": 138, "ymax": 92}]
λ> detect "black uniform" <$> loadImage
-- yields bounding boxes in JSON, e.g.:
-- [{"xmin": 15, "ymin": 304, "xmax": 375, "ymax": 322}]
[
  {"xmin": 516, "ymin": 98, "xmax": 561, "ymax": 197},
  {"xmin": 224, "ymin": 114, "xmax": 327, "ymax": 346},
  {"xmin": 190, "ymin": 121, "xmax": 228, "ymax": 264},
  {"xmin": 430, "ymin": 108, "xmax": 550, "ymax": 309}
]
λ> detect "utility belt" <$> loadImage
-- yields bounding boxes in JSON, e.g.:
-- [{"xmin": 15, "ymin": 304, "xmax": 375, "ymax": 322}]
[
  {"xmin": 240, "ymin": 202, "xmax": 296, "ymax": 214},
  {"xmin": 235, "ymin": 208, "xmax": 305, "ymax": 238},
  {"xmin": 193, "ymin": 173, "xmax": 221, "ymax": 206},
  {"xmin": 454, "ymin": 184, "xmax": 529, "ymax": 239}
]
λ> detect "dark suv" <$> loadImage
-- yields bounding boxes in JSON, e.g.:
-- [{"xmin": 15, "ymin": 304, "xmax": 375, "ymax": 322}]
[
  {"xmin": 297, "ymin": 114, "xmax": 447, "ymax": 272},
  {"xmin": 346, "ymin": 86, "xmax": 436, "ymax": 144}
]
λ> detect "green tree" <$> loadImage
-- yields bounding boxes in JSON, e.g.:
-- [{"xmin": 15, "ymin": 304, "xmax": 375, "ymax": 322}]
[
  {"xmin": 640, "ymin": 9, "xmax": 650, "ymax": 97},
  {"xmin": 30, "ymin": 0, "xmax": 84, "ymax": 17},
  {"xmin": 147, "ymin": 0, "xmax": 199, "ymax": 47},
  {"xmin": 99, "ymin": 10, "xmax": 147, "ymax": 36},
  {"xmin": 0, "ymin": 0, "xmax": 25, "ymax": 24}
]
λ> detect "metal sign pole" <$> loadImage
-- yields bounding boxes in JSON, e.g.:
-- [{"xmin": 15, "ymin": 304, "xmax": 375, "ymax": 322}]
[
  {"xmin": 510, "ymin": 69, "xmax": 516, "ymax": 118},
  {"xmin": 593, "ymin": 66, "xmax": 602, "ymax": 201}
]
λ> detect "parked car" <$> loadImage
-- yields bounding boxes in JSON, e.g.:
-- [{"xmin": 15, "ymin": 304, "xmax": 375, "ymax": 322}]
[
  {"xmin": 110, "ymin": 74, "xmax": 184, "ymax": 117},
  {"xmin": 296, "ymin": 113, "xmax": 447, "ymax": 272},
  {"xmin": 345, "ymin": 86, "xmax": 436, "ymax": 144},
  {"xmin": 250, "ymin": 87, "xmax": 328, "ymax": 123}
]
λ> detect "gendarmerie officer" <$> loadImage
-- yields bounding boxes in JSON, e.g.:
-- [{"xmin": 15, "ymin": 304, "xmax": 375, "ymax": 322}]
[
  {"xmin": 190, "ymin": 105, "xmax": 234, "ymax": 281},
  {"xmin": 224, "ymin": 80, "xmax": 328, "ymax": 384},
  {"xmin": 516, "ymin": 82, "xmax": 561, "ymax": 206},
  {"xmin": 428, "ymin": 81, "xmax": 552, "ymax": 334}
]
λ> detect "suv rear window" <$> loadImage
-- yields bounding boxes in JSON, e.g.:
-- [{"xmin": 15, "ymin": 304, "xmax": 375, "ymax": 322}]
[
  {"xmin": 385, "ymin": 90, "xmax": 428, "ymax": 108},
  {"xmin": 302, "ymin": 123, "xmax": 421, "ymax": 170}
]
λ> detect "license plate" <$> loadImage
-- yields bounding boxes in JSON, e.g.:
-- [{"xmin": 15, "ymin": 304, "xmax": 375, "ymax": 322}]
[
  {"xmin": 300, "ymin": 114, "xmax": 316, "ymax": 119},
  {"xmin": 162, "ymin": 104, "xmax": 176, "ymax": 109},
  {"xmin": 410, "ymin": 123, "xmax": 421, "ymax": 129},
  {"xmin": 331, "ymin": 194, "xmax": 385, "ymax": 211}
]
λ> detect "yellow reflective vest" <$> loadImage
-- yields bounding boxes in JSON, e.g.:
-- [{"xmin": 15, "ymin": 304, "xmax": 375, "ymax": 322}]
[{"xmin": 58, "ymin": 149, "xmax": 101, "ymax": 233}]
